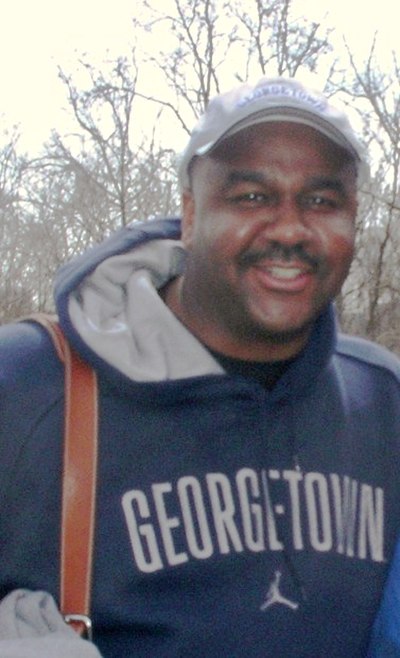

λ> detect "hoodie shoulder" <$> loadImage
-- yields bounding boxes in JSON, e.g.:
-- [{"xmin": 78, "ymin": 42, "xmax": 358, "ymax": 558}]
[
  {"xmin": 0, "ymin": 319, "xmax": 63, "ymax": 389},
  {"xmin": 336, "ymin": 333, "xmax": 400, "ymax": 381},
  {"xmin": 0, "ymin": 320, "xmax": 64, "ymax": 495}
]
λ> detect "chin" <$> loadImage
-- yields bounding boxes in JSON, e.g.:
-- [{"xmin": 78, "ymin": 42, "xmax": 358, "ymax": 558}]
[
  {"xmin": 249, "ymin": 307, "xmax": 321, "ymax": 343},
  {"xmin": 234, "ymin": 315, "xmax": 312, "ymax": 347}
]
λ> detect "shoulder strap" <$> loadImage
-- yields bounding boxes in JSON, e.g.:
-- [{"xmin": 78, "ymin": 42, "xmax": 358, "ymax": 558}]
[{"xmin": 27, "ymin": 314, "xmax": 98, "ymax": 638}]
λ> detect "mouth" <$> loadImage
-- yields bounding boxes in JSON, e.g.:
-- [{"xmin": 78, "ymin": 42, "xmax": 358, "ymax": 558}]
[
  {"xmin": 267, "ymin": 265, "xmax": 305, "ymax": 280},
  {"xmin": 250, "ymin": 260, "xmax": 315, "ymax": 293},
  {"xmin": 238, "ymin": 244, "xmax": 320, "ymax": 293}
]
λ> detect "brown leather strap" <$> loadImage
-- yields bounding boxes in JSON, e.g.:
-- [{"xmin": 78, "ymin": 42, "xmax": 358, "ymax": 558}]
[{"xmin": 26, "ymin": 314, "xmax": 98, "ymax": 637}]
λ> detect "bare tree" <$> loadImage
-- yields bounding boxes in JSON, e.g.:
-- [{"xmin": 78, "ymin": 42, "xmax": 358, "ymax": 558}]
[
  {"xmin": 231, "ymin": 0, "xmax": 334, "ymax": 78},
  {"xmin": 135, "ymin": 0, "xmax": 235, "ymax": 135},
  {"xmin": 336, "ymin": 42, "xmax": 400, "ymax": 350},
  {"xmin": 0, "ymin": 129, "xmax": 38, "ymax": 322},
  {"xmin": 54, "ymin": 56, "xmax": 140, "ymax": 228}
]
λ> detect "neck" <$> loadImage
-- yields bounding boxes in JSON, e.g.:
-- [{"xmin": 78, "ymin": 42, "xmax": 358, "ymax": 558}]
[{"xmin": 161, "ymin": 275, "xmax": 310, "ymax": 362}]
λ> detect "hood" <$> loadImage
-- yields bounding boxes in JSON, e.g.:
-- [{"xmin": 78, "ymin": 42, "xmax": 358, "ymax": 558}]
[{"xmin": 55, "ymin": 218, "xmax": 224, "ymax": 382}]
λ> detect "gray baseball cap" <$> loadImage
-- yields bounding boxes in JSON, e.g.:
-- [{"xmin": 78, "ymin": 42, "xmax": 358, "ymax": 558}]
[{"xmin": 178, "ymin": 77, "xmax": 367, "ymax": 189}]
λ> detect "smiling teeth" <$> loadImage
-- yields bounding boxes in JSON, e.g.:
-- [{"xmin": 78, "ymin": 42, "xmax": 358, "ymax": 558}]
[{"xmin": 269, "ymin": 266, "xmax": 303, "ymax": 279}]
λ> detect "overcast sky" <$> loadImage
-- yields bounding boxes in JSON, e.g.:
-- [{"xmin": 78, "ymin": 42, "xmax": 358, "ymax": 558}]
[{"xmin": 0, "ymin": 0, "xmax": 397, "ymax": 153}]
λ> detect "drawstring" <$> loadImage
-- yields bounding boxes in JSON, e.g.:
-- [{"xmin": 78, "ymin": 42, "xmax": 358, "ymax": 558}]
[{"xmin": 273, "ymin": 404, "xmax": 308, "ymax": 604}]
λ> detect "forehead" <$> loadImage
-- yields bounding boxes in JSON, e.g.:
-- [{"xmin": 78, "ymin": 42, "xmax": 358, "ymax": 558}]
[{"xmin": 190, "ymin": 121, "xmax": 358, "ymax": 185}]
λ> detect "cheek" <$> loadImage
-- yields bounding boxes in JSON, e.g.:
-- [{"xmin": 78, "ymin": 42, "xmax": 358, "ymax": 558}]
[
  {"xmin": 197, "ymin": 206, "xmax": 267, "ymax": 255},
  {"xmin": 318, "ymin": 217, "xmax": 355, "ymax": 258},
  {"xmin": 191, "ymin": 210, "xmax": 241, "ymax": 253},
  {"xmin": 320, "ymin": 228, "xmax": 355, "ymax": 280}
]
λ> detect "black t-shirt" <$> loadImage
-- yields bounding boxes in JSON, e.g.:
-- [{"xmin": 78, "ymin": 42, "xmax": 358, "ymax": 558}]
[{"xmin": 209, "ymin": 349, "xmax": 294, "ymax": 390}]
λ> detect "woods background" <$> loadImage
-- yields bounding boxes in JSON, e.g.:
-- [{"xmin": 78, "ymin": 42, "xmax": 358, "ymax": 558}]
[{"xmin": 1, "ymin": 0, "xmax": 399, "ymax": 351}]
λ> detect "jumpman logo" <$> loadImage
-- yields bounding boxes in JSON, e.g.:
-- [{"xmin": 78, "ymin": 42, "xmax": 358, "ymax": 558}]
[{"xmin": 260, "ymin": 570, "xmax": 299, "ymax": 611}]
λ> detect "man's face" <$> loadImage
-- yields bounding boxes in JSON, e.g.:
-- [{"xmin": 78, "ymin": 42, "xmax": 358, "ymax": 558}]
[{"xmin": 180, "ymin": 122, "xmax": 358, "ymax": 360}]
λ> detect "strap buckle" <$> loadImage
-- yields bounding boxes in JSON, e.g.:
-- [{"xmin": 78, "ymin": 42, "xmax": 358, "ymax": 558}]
[{"xmin": 64, "ymin": 613, "xmax": 93, "ymax": 641}]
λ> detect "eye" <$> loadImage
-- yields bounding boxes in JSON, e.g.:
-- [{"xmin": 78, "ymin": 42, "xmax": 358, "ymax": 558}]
[
  {"xmin": 229, "ymin": 191, "xmax": 275, "ymax": 207},
  {"xmin": 301, "ymin": 193, "xmax": 342, "ymax": 211}
]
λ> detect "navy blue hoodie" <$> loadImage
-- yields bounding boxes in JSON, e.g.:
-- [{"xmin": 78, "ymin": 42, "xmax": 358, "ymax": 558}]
[{"xmin": 1, "ymin": 217, "xmax": 400, "ymax": 657}]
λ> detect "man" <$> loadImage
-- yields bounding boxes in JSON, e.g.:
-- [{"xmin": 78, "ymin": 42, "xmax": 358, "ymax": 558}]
[{"xmin": 0, "ymin": 77, "xmax": 399, "ymax": 657}]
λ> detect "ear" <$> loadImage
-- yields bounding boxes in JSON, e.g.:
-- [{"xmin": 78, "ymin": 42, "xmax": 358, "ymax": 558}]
[{"xmin": 181, "ymin": 191, "xmax": 196, "ymax": 249}]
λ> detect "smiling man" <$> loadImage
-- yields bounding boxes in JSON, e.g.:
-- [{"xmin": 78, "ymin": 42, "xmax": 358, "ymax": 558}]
[{"xmin": 1, "ymin": 78, "xmax": 400, "ymax": 658}]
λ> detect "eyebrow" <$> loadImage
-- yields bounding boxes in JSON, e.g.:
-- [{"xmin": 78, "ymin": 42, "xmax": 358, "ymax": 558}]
[
  {"xmin": 224, "ymin": 170, "xmax": 268, "ymax": 188},
  {"xmin": 224, "ymin": 171, "xmax": 349, "ymax": 193},
  {"xmin": 305, "ymin": 177, "xmax": 348, "ymax": 195}
]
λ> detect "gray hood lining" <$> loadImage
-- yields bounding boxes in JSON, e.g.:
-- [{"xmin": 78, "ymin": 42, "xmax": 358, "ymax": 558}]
[{"xmin": 68, "ymin": 239, "xmax": 224, "ymax": 382}]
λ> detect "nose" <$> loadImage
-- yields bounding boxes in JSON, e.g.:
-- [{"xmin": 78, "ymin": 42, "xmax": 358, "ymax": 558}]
[{"xmin": 263, "ymin": 199, "xmax": 312, "ymax": 245}]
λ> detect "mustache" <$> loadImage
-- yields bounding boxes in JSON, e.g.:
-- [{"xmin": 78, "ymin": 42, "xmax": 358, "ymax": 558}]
[{"xmin": 237, "ymin": 243, "xmax": 321, "ymax": 270}]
